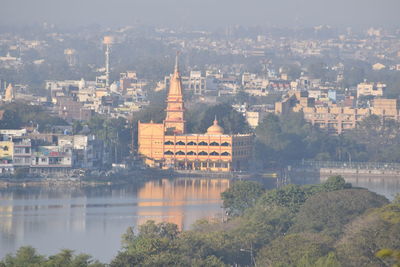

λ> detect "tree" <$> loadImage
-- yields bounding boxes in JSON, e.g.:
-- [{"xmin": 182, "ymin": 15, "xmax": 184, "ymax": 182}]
[
  {"xmin": 312, "ymin": 252, "xmax": 341, "ymax": 267},
  {"xmin": 0, "ymin": 246, "xmax": 45, "ymax": 267},
  {"xmin": 46, "ymin": 249, "xmax": 74, "ymax": 267},
  {"xmin": 376, "ymin": 249, "xmax": 400, "ymax": 267},
  {"xmin": 0, "ymin": 109, "xmax": 21, "ymax": 129},
  {"xmin": 290, "ymin": 189, "xmax": 389, "ymax": 238},
  {"xmin": 111, "ymin": 221, "xmax": 182, "ymax": 267},
  {"xmin": 85, "ymin": 115, "xmax": 132, "ymax": 163},
  {"xmin": 320, "ymin": 175, "xmax": 350, "ymax": 192},
  {"xmin": 347, "ymin": 115, "xmax": 400, "ymax": 162},
  {"xmin": 72, "ymin": 120, "xmax": 83, "ymax": 134},
  {"xmin": 197, "ymin": 103, "xmax": 251, "ymax": 134},
  {"xmin": 307, "ymin": 61, "xmax": 329, "ymax": 81},
  {"xmin": 256, "ymin": 233, "xmax": 334, "ymax": 267},
  {"xmin": 221, "ymin": 181, "xmax": 264, "ymax": 217},
  {"xmin": 258, "ymin": 184, "xmax": 307, "ymax": 213},
  {"xmin": 0, "ymin": 102, "xmax": 67, "ymax": 131},
  {"xmin": 0, "ymin": 247, "xmax": 104, "ymax": 267},
  {"xmin": 336, "ymin": 203, "xmax": 400, "ymax": 266}
]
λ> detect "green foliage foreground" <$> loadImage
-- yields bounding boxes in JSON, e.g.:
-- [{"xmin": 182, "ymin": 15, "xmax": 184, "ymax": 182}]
[
  {"xmin": 0, "ymin": 247, "xmax": 104, "ymax": 267},
  {"xmin": 1, "ymin": 176, "xmax": 399, "ymax": 267}
]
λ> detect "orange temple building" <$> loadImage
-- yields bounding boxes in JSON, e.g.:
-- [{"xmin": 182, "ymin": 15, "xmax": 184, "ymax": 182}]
[{"xmin": 138, "ymin": 56, "xmax": 253, "ymax": 172}]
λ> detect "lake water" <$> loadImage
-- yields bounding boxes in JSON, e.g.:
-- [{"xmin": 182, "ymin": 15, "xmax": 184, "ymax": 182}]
[
  {"xmin": 0, "ymin": 178, "xmax": 230, "ymax": 263},
  {"xmin": 0, "ymin": 176, "xmax": 398, "ymax": 263},
  {"xmin": 345, "ymin": 176, "xmax": 400, "ymax": 200}
]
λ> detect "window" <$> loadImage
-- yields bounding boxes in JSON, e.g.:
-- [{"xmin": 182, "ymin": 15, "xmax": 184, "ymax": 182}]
[
  {"xmin": 198, "ymin": 141, "xmax": 208, "ymax": 146},
  {"xmin": 176, "ymin": 141, "xmax": 185, "ymax": 146},
  {"xmin": 198, "ymin": 151, "xmax": 208, "ymax": 156},
  {"xmin": 164, "ymin": 150, "xmax": 174, "ymax": 155},
  {"xmin": 210, "ymin": 142, "xmax": 219, "ymax": 146},
  {"xmin": 187, "ymin": 151, "xmax": 196, "ymax": 155},
  {"xmin": 221, "ymin": 152, "xmax": 230, "ymax": 156},
  {"xmin": 221, "ymin": 142, "xmax": 230, "ymax": 146},
  {"xmin": 176, "ymin": 151, "xmax": 185, "ymax": 155},
  {"xmin": 187, "ymin": 141, "xmax": 197, "ymax": 145},
  {"xmin": 210, "ymin": 151, "xmax": 219, "ymax": 156},
  {"xmin": 164, "ymin": 141, "xmax": 174, "ymax": 145},
  {"xmin": 3, "ymin": 146, "xmax": 8, "ymax": 151}
]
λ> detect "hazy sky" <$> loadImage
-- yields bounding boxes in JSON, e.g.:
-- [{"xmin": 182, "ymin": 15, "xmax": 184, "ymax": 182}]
[{"xmin": 1, "ymin": 0, "xmax": 399, "ymax": 29}]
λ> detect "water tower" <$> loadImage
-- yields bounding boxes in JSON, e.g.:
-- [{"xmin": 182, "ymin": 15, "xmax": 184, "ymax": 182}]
[
  {"xmin": 64, "ymin": 48, "xmax": 76, "ymax": 66},
  {"xmin": 103, "ymin": 36, "xmax": 114, "ymax": 88}
]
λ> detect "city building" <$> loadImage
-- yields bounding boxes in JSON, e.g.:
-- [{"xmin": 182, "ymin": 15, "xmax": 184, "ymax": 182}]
[
  {"xmin": 357, "ymin": 82, "xmax": 386, "ymax": 98},
  {"xmin": 138, "ymin": 57, "xmax": 253, "ymax": 171},
  {"xmin": 0, "ymin": 128, "xmax": 107, "ymax": 176},
  {"xmin": 188, "ymin": 71, "xmax": 206, "ymax": 95},
  {"xmin": 4, "ymin": 83, "xmax": 14, "ymax": 102},
  {"xmin": 0, "ymin": 137, "xmax": 14, "ymax": 174},
  {"xmin": 58, "ymin": 135, "xmax": 105, "ymax": 169},
  {"xmin": 164, "ymin": 70, "xmax": 207, "ymax": 95},
  {"xmin": 372, "ymin": 63, "xmax": 386, "ymax": 70},
  {"xmin": 275, "ymin": 92, "xmax": 399, "ymax": 134},
  {"xmin": 57, "ymin": 97, "xmax": 93, "ymax": 121}
]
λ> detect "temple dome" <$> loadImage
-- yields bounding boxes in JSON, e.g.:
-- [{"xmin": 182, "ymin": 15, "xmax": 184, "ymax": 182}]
[{"xmin": 206, "ymin": 118, "xmax": 224, "ymax": 135}]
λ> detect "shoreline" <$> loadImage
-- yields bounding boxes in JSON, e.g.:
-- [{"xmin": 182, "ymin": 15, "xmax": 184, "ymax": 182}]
[{"xmin": 0, "ymin": 168, "xmax": 259, "ymax": 189}]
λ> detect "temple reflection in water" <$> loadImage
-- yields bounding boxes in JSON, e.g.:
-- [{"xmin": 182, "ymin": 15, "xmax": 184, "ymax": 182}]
[
  {"xmin": 136, "ymin": 178, "xmax": 230, "ymax": 229},
  {"xmin": 0, "ymin": 178, "xmax": 230, "ymax": 261}
]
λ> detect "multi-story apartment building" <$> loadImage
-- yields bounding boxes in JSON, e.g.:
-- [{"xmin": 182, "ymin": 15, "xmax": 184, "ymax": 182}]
[
  {"xmin": 0, "ymin": 129, "xmax": 107, "ymax": 176},
  {"xmin": 119, "ymin": 71, "xmax": 148, "ymax": 100},
  {"xmin": 0, "ymin": 139, "xmax": 14, "ymax": 174},
  {"xmin": 357, "ymin": 82, "xmax": 386, "ymax": 98},
  {"xmin": 30, "ymin": 145, "xmax": 73, "ymax": 175},
  {"xmin": 57, "ymin": 97, "xmax": 93, "ymax": 121},
  {"xmin": 164, "ymin": 70, "xmax": 207, "ymax": 95},
  {"xmin": 275, "ymin": 91, "xmax": 399, "ymax": 134},
  {"xmin": 58, "ymin": 135, "xmax": 105, "ymax": 169},
  {"xmin": 12, "ymin": 136, "xmax": 32, "ymax": 167}
]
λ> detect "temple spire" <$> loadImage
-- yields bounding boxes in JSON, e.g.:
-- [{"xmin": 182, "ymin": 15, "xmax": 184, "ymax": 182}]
[
  {"xmin": 174, "ymin": 51, "xmax": 180, "ymax": 73},
  {"xmin": 164, "ymin": 52, "xmax": 185, "ymax": 134}
]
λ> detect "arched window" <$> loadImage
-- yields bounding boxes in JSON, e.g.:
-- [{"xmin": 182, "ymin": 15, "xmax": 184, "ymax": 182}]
[
  {"xmin": 164, "ymin": 141, "xmax": 174, "ymax": 145},
  {"xmin": 210, "ymin": 151, "xmax": 219, "ymax": 156},
  {"xmin": 198, "ymin": 141, "xmax": 208, "ymax": 146},
  {"xmin": 198, "ymin": 151, "xmax": 208, "ymax": 156},
  {"xmin": 209, "ymin": 142, "xmax": 219, "ymax": 146},
  {"xmin": 187, "ymin": 151, "xmax": 196, "ymax": 155},
  {"xmin": 176, "ymin": 141, "xmax": 185, "ymax": 146},
  {"xmin": 187, "ymin": 141, "xmax": 197, "ymax": 146},
  {"xmin": 164, "ymin": 150, "xmax": 174, "ymax": 155},
  {"xmin": 221, "ymin": 142, "xmax": 230, "ymax": 146},
  {"xmin": 176, "ymin": 151, "xmax": 185, "ymax": 155},
  {"xmin": 221, "ymin": 151, "xmax": 231, "ymax": 156}
]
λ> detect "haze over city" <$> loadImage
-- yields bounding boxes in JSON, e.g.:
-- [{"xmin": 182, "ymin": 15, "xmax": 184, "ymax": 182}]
[{"xmin": 1, "ymin": 0, "xmax": 399, "ymax": 29}]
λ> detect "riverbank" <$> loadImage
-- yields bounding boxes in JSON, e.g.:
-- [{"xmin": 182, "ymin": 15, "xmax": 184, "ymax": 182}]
[
  {"xmin": 0, "ymin": 168, "xmax": 246, "ymax": 188},
  {"xmin": 0, "ymin": 168, "xmax": 163, "ymax": 188},
  {"xmin": 0, "ymin": 167, "xmax": 281, "ymax": 189}
]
